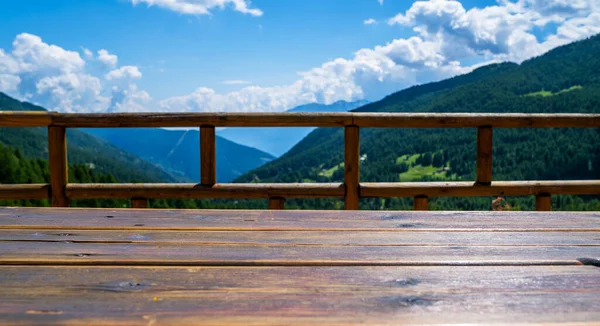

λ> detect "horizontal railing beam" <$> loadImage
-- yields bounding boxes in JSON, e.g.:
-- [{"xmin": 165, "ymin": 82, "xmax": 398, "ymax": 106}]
[
  {"xmin": 2, "ymin": 112, "xmax": 599, "ymax": 128},
  {"xmin": 351, "ymin": 113, "xmax": 600, "ymax": 128},
  {"xmin": 0, "ymin": 184, "xmax": 50, "ymax": 200},
  {"xmin": 2, "ymin": 181, "xmax": 598, "ymax": 201},
  {"xmin": 360, "ymin": 180, "xmax": 600, "ymax": 198},
  {"xmin": 66, "ymin": 183, "xmax": 346, "ymax": 199},
  {"xmin": 0, "ymin": 112, "xmax": 54, "ymax": 127},
  {"xmin": 52, "ymin": 113, "xmax": 353, "ymax": 128}
]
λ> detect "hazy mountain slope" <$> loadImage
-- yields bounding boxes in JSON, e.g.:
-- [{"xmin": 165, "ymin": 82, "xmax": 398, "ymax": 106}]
[
  {"xmin": 217, "ymin": 100, "xmax": 368, "ymax": 156},
  {"xmin": 236, "ymin": 35, "xmax": 600, "ymax": 211},
  {"xmin": 85, "ymin": 128, "xmax": 275, "ymax": 183}
]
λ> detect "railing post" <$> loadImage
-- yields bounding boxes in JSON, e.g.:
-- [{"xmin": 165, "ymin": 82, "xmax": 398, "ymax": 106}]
[
  {"xmin": 536, "ymin": 193, "xmax": 552, "ymax": 211},
  {"xmin": 344, "ymin": 125, "xmax": 360, "ymax": 210},
  {"xmin": 48, "ymin": 126, "xmax": 69, "ymax": 207},
  {"xmin": 200, "ymin": 125, "xmax": 216, "ymax": 186},
  {"xmin": 131, "ymin": 198, "xmax": 148, "ymax": 209},
  {"xmin": 414, "ymin": 195, "xmax": 429, "ymax": 211},
  {"xmin": 269, "ymin": 197, "xmax": 285, "ymax": 210},
  {"xmin": 476, "ymin": 126, "xmax": 493, "ymax": 185}
]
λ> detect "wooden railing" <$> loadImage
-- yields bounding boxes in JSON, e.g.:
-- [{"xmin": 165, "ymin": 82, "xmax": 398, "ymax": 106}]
[{"xmin": 1, "ymin": 111, "xmax": 599, "ymax": 211}]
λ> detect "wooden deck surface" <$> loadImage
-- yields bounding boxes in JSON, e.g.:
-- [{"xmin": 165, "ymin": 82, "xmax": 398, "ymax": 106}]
[{"xmin": 0, "ymin": 207, "xmax": 599, "ymax": 325}]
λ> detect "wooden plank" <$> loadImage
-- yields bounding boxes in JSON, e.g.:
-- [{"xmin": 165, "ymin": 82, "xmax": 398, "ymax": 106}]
[
  {"xmin": 200, "ymin": 126, "xmax": 216, "ymax": 185},
  {"xmin": 61, "ymin": 181, "xmax": 600, "ymax": 200},
  {"xmin": 0, "ymin": 111, "xmax": 53, "ymax": 127},
  {"xmin": 0, "ymin": 266, "xmax": 599, "ymax": 324},
  {"xmin": 1, "ymin": 230, "xmax": 599, "ymax": 246},
  {"xmin": 268, "ymin": 197, "xmax": 285, "ymax": 210},
  {"xmin": 361, "ymin": 180, "xmax": 600, "ymax": 198},
  {"xmin": 41, "ymin": 112, "xmax": 600, "ymax": 128},
  {"xmin": 344, "ymin": 125, "xmax": 360, "ymax": 210},
  {"xmin": 413, "ymin": 196, "xmax": 428, "ymax": 211},
  {"xmin": 0, "ymin": 240, "xmax": 598, "ymax": 265},
  {"xmin": 130, "ymin": 198, "xmax": 148, "ymax": 209},
  {"xmin": 48, "ymin": 126, "xmax": 68, "ymax": 207},
  {"xmin": 0, "ymin": 208, "xmax": 599, "ymax": 231},
  {"xmin": 351, "ymin": 113, "xmax": 600, "ymax": 128},
  {"xmin": 51, "ymin": 112, "xmax": 353, "ymax": 128},
  {"xmin": 66, "ymin": 183, "xmax": 344, "ymax": 199},
  {"xmin": 537, "ymin": 193, "xmax": 552, "ymax": 211},
  {"xmin": 0, "ymin": 184, "xmax": 49, "ymax": 200},
  {"xmin": 476, "ymin": 126, "xmax": 493, "ymax": 185}
]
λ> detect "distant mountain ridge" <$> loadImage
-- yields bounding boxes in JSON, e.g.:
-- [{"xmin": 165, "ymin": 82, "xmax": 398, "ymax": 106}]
[
  {"xmin": 84, "ymin": 128, "xmax": 274, "ymax": 182},
  {"xmin": 217, "ymin": 100, "xmax": 368, "ymax": 156}
]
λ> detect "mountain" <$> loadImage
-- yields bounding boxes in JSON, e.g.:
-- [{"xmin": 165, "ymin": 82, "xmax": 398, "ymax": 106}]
[
  {"xmin": 0, "ymin": 93, "xmax": 174, "ymax": 183},
  {"xmin": 235, "ymin": 35, "xmax": 600, "ymax": 211},
  {"xmin": 84, "ymin": 128, "xmax": 275, "ymax": 183},
  {"xmin": 217, "ymin": 100, "xmax": 368, "ymax": 157}
]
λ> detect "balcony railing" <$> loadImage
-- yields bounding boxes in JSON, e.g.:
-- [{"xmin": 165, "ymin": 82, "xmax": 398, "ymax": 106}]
[{"xmin": 1, "ymin": 111, "xmax": 599, "ymax": 211}]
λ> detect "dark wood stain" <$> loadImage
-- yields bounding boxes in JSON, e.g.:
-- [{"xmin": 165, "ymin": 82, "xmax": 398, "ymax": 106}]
[{"xmin": 0, "ymin": 208, "xmax": 599, "ymax": 324}]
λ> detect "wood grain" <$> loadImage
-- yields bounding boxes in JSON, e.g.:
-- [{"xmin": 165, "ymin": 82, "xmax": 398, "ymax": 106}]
[
  {"xmin": 1, "ymin": 230, "xmax": 599, "ymax": 246},
  {"xmin": 39, "ymin": 112, "xmax": 600, "ymax": 128},
  {"xmin": 130, "ymin": 198, "xmax": 148, "ymax": 209},
  {"xmin": 351, "ymin": 112, "xmax": 600, "ymax": 128},
  {"xmin": 0, "ymin": 111, "xmax": 53, "ymax": 127},
  {"xmin": 0, "ymin": 266, "xmax": 598, "ymax": 324},
  {"xmin": 268, "ymin": 197, "xmax": 285, "ymax": 210},
  {"xmin": 476, "ymin": 126, "xmax": 493, "ymax": 185},
  {"xmin": 60, "ymin": 181, "xmax": 600, "ymax": 200},
  {"xmin": 0, "ymin": 240, "xmax": 597, "ymax": 265},
  {"xmin": 413, "ymin": 196, "xmax": 428, "ymax": 211},
  {"xmin": 1, "ymin": 208, "xmax": 599, "ymax": 231},
  {"xmin": 51, "ymin": 112, "xmax": 353, "ymax": 128},
  {"xmin": 0, "ymin": 207, "xmax": 598, "ymax": 324},
  {"xmin": 66, "ymin": 183, "xmax": 345, "ymax": 199},
  {"xmin": 344, "ymin": 125, "xmax": 360, "ymax": 210},
  {"xmin": 360, "ymin": 180, "xmax": 600, "ymax": 198},
  {"xmin": 537, "ymin": 193, "xmax": 552, "ymax": 211},
  {"xmin": 200, "ymin": 126, "xmax": 216, "ymax": 186},
  {"xmin": 0, "ymin": 184, "xmax": 49, "ymax": 200},
  {"xmin": 48, "ymin": 126, "xmax": 68, "ymax": 207}
]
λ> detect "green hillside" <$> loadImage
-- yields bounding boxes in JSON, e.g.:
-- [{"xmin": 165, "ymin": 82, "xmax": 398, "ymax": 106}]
[
  {"xmin": 0, "ymin": 93, "xmax": 174, "ymax": 183},
  {"xmin": 236, "ymin": 35, "xmax": 600, "ymax": 211}
]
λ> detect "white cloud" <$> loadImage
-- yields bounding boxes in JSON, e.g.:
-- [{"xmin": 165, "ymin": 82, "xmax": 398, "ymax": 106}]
[
  {"xmin": 35, "ymin": 72, "xmax": 107, "ymax": 113},
  {"xmin": 159, "ymin": 0, "xmax": 600, "ymax": 113},
  {"xmin": 107, "ymin": 84, "xmax": 152, "ymax": 112},
  {"xmin": 159, "ymin": 37, "xmax": 468, "ymax": 113},
  {"xmin": 0, "ymin": 33, "xmax": 149, "ymax": 113},
  {"xmin": 97, "ymin": 49, "xmax": 118, "ymax": 68},
  {"xmin": 378, "ymin": 0, "xmax": 383, "ymax": 5},
  {"xmin": 105, "ymin": 66, "xmax": 142, "ymax": 80},
  {"xmin": 2, "ymin": 0, "xmax": 600, "ymax": 115},
  {"xmin": 220, "ymin": 80, "xmax": 252, "ymax": 85},
  {"xmin": 8, "ymin": 33, "xmax": 86, "ymax": 74},
  {"xmin": 0, "ymin": 74, "xmax": 21, "ymax": 93},
  {"xmin": 130, "ymin": 0, "xmax": 263, "ymax": 16},
  {"xmin": 364, "ymin": 18, "xmax": 377, "ymax": 25},
  {"xmin": 82, "ymin": 47, "xmax": 93, "ymax": 59},
  {"xmin": 0, "ymin": 33, "xmax": 108, "ymax": 112},
  {"xmin": 387, "ymin": 0, "xmax": 600, "ymax": 63}
]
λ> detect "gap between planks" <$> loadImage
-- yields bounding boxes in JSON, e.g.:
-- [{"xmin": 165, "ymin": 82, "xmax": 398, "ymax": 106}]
[
  {"xmin": 2, "ymin": 240, "xmax": 600, "ymax": 247},
  {"xmin": 1, "ymin": 226, "xmax": 600, "ymax": 232},
  {"xmin": 0, "ymin": 260, "xmax": 586, "ymax": 267}
]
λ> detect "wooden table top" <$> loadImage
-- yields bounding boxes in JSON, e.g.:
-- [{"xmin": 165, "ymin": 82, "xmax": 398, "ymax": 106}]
[{"xmin": 0, "ymin": 207, "xmax": 599, "ymax": 325}]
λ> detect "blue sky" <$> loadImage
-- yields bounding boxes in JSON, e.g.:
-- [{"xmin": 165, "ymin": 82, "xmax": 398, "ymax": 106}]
[{"xmin": 0, "ymin": 0, "xmax": 598, "ymax": 113}]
